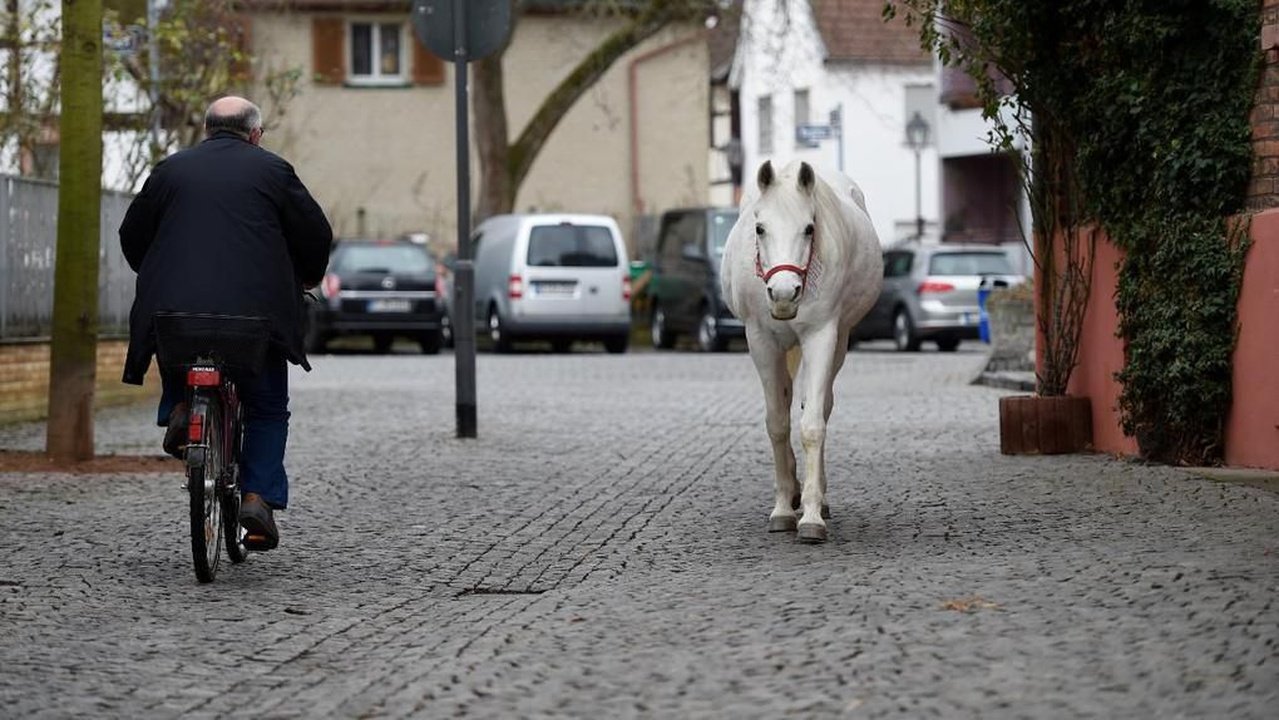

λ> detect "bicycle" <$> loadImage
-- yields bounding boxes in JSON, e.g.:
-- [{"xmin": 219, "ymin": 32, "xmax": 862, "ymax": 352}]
[{"xmin": 153, "ymin": 313, "xmax": 271, "ymax": 583}]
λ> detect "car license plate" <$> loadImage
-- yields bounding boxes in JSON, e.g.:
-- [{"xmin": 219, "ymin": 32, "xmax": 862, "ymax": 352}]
[
  {"xmin": 533, "ymin": 282, "xmax": 576, "ymax": 297},
  {"xmin": 368, "ymin": 299, "xmax": 412, "ymax": 313}
]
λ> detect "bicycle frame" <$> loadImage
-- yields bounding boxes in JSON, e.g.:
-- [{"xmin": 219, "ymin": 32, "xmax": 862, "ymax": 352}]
[{"xmin": 184, "ymin": 358, "xmax": 248, "ymax": 582}]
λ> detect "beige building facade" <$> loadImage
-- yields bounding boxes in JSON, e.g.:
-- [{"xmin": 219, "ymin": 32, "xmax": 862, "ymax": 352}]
[{"xmin": 244, "ymin": 3, "xmax": 711, "ymax": 256}]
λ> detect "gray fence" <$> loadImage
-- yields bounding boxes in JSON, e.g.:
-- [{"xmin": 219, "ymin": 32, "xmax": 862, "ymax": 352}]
[{"xmin": 0, "ymin": 175, "xmax": 135, "ymax": 339}]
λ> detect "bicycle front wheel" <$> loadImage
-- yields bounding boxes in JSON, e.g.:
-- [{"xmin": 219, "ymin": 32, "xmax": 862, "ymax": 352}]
[{"xmin": 187, "ymin": 392, "xmax": 224, "ymax": 583}]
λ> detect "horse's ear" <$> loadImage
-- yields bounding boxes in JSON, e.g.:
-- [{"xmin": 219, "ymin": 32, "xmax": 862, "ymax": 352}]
[
  {"xmin": 798, "ymin": 162, "xmax": 815, "ymax": 193},
  {"xmin": 757, "ymin": 161, "xmax": 774, "ymax": 192}
]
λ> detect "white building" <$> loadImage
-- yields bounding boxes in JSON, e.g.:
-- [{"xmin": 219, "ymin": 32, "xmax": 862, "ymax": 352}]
[
  {"xmin": 0, "ymin": 0, "xmax": 153, "ymax": 191},
  {"xmin": 731, "ymin": 0, "xmax": 938, "ymax": 247}
]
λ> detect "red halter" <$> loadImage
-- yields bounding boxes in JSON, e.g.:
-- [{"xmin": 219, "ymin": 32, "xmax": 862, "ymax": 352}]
[{"xmin": 755, "ymin": 227, "xmax": 817, "ymax": 290}]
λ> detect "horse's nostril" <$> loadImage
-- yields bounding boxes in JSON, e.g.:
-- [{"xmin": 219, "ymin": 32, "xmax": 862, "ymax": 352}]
[
  {"xmin": 766, "ymin": 286, "xmax": 775, "ymax": 301},
  {"xmin": 791, "ymin": 287, "xmax": 801, "ymax": 301}
]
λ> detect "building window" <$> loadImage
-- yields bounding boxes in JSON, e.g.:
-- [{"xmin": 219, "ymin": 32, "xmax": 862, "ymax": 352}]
[
  {"xmin": 313, "ymin": 17, "xmax": 443, "ymax": 87},
  {"xmin": 349, "ymin": 20, "xmax": 405, "ymax": 84},
  {"xmin": 794, "ymin": 88, "xmax": 816, "ymax": 148},
  {"xmin": 758, "ymin": 95, "xmax": 773, "ymax": 155}
]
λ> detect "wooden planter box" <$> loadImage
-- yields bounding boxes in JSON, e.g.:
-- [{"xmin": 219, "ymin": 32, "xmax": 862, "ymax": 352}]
[{"xmin": 999, "ymin": 395, "xmax": 1093, "ymax": 455}]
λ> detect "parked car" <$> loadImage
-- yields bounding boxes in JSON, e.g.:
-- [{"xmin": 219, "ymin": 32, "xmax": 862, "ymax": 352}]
[
  {"xmin": 306, "ymin": 239, "xmax": 446, "ymax": 354},
  {"xmin": 646, "ymin": 206, "xmax": 743, "ymax": 352},
  {"xmin": 852, "ymin": 242, "xmax": 1023, "ymax": 352},
  {"xmin": 471, "ymin": 213, "xmax": 632, "ymax": 353}
]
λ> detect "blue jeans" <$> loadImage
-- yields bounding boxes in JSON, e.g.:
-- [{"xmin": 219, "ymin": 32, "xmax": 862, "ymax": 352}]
[{"xmin": 158, "ymin": 354, "xmax": 291, "ymax": 509}]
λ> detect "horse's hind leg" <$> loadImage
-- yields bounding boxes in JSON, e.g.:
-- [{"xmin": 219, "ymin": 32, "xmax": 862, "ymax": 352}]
[{"xmin": 750, "ymin": 342, "xmax": 798, "ymax": 532}]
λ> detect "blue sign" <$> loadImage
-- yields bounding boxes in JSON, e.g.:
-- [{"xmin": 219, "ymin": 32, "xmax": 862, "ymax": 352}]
[{"xmin": 796, "ymin": 124, "xmax": 835, "ymax": 144}]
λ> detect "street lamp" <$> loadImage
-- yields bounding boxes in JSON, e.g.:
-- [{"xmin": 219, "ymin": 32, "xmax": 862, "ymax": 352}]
[{"xmin": 905, "ymin": 111, "xmax": 930, "ymax": 241}]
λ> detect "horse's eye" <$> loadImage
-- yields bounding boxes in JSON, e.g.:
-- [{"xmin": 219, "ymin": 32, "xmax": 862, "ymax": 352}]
[
  {"xmin": 804, "ymin": 224, "xmax": 815, "ymax": 237},
  {"xmin": 755, "ymin": 224, "xmax": 765, "ymax": 237}
]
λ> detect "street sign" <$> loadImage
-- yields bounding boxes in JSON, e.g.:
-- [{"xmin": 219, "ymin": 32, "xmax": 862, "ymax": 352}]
[
  {"xmin": 796, "ymin": 123, "xmax": 835, "ymax": 144},
  {"xmin": 411, "ymin": 0, "xmax": 511, "ymax": 61}
]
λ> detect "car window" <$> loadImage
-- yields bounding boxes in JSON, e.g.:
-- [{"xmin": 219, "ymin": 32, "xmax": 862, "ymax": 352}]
[
  {"xmin": 710, "ymin": 211, "xmax": 738, "ymax": 256},
  {"xmin": 335, "ymin": 244, "xmax": 433, "ymax": 274},
  {"xmin": 929, "ymin": 251, "xmax": 1012, "ymax": 276},
  {"xmin": 527, "ymin": 224, "xmax": 619, "ymax": 267},
  {"xmin": 883, "ymin": 251, "xmax": 913, "ymax": 278}
]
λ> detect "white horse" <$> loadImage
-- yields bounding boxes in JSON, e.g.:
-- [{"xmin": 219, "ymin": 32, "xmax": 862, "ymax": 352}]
[{"xmin": 721, "ymin": 160, "xmax": 883, "ymax": 543}]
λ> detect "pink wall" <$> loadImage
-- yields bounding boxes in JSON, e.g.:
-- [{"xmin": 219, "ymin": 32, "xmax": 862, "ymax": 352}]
[
  {"xmin": 1225, "ymin": 210, "xmax": 1279, "ymax": 468},
  {"xmin": 1065, "ymin": 237, "xmax": 1138, "ymax": 456},
  {"xmin": 1063, "ymin": 213, "xmax": 1279, "ymax": 468}
]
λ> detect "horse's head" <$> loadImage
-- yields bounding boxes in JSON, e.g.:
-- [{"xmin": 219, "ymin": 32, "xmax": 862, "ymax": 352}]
[{"xmin": 752, "ymin": 160, "xmax": 819, "ymax": 320}]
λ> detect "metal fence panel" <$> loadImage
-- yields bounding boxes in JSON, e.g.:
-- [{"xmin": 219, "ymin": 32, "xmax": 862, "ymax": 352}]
[{"xmin": 0, "ymin": 175, "xmax": 135, "ymax": 339}]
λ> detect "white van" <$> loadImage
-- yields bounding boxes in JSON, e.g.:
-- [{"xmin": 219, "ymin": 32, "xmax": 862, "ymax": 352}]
[{"xmin": 471, "ymin": 213, "xmax": 632, "ymax": 353}]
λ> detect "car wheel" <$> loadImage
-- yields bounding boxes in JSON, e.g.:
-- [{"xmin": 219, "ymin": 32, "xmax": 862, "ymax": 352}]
[
  {"xmin": 696, "ymin": 307, "xmax": 728, "ymax": 353},
  {"xmin": 936, "ymin": 337, "xmax": 960, "ymax": 352},
  {"xmin": 489, "ymin": 307, "xmax": 511, "ymax": 353},
  {"xmin": 419, "ymin": 330, "xmax": 443, "ymax": 355},
  {"xmin": 893, "ymin": 309, "xmax": 921, "ymax": 352},
  {"xmin": 373, "ymin": 333, "xmax": 394, "ymax": 354},
  {"xmin": 604, "ymin": 335, "xmax": 628, "ymax": 354},
  {"xmin": 650, "ymin": 305, "xmax": 676, "ymax": 350}
]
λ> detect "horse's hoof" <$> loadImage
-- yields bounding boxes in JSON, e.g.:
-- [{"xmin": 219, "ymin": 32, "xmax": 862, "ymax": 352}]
[
  {"xmin": 797, "ymin": 523, "xmax": 827, "ymax": 544},
  {"xmin": 821, "ymin": 503, "xmax": 831, "ymax": 519},
  {"xmin": 768, "ymin": 515, "xmax": 798, "ymax": 533}
]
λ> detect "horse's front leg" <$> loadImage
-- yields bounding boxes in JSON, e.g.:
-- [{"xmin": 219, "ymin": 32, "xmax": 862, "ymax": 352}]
[
  {"xmin": 747, "ymin": 333, "xmax": 798, "ymax": 532},
  {"xmin": 796, "ymin": 326, "xmax": 840, "ymax": 543}
]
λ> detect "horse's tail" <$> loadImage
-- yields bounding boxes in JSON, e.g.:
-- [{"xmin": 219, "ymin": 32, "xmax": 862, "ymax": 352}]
[{"xmin": 786, "ymin": 346, "xmax": 802, "ymax": 380}]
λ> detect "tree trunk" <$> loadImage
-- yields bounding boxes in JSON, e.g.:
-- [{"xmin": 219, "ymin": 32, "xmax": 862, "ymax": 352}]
[
  {"xmin": 46, "ymin": 0, "xmax": 104, "ymax": 462},
  {"xmin": 507, "ymin": 9, "xmax": 677, "ymax": 191},
  {"xmin": 473, "ymin": 54, "xmax": 513, "ymax": 222}
]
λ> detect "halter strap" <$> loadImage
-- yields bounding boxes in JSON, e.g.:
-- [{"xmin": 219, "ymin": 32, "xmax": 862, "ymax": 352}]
[{"xmin": 755, "ymin": 228, "xmax": 817, "ymax": 290}]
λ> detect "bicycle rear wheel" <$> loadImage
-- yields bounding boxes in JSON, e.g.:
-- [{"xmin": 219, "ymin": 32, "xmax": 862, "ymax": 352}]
[{"xmin": 187, "ymin": 392, "xmax": 224, "ymax": 583}]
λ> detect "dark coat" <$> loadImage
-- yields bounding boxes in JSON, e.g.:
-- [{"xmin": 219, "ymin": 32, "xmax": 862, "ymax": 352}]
[{"xmin": 119, "ymin": 132, "xmax": 333, "ymax": 384}]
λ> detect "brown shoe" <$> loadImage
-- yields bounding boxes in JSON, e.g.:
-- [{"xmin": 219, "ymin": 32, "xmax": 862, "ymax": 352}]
[
  {"xmin": 239, "ymin": 493, "xmax": 279, "ymax": 551},
  {"xmin": 162, "ymin": 403, "xmax": 189, "ymax": 459}
]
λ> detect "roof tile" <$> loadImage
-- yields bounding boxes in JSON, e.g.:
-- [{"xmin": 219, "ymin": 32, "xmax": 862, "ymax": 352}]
[{"xmin": 811, "ymin": 0, "xmax": 930, "ymax": 64}]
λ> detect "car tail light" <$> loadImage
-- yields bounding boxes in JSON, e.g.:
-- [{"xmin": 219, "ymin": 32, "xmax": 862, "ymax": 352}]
[
  {"xmin": 622, "ymin": 275, "xmax": 632, "ymax": 302},
  {"xmin": 508, "ymin": 274, "xmax": 524, "ymax": 299},
  {"xmin": 321, "ymin": 272, "xmax": 341, "ymax": 298},
  {"xmin": 918, "ymin": 280, "xmax": 956, "ymax": 294}
]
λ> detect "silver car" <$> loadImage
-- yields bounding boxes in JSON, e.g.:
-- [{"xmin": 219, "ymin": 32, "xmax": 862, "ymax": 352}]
[{"xmin": 852, "ymin": 243, "xmax": 1023, "ymax": 352}]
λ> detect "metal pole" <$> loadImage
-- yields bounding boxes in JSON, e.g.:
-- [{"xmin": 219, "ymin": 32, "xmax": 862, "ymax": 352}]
[
  {"xmin": 835, "ymin": 103, "xmax": 844, "ymax": 174},
  {"xmin": 914, "ymin": 146, "xmax": 923, "ymax": 241},
  {"xmin": 452, "ymin": 0, "xmax": 478, "ymax": 438},
  {"xmin": 147, "ymin": 0, "xmax": 161, "ymax": 157}
]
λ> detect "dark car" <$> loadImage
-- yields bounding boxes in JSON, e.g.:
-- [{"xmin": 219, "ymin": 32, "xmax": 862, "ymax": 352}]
[
  {"xmin": 647, "ymin": 207, "xmax": 743, "ymax": 352},
  {"xmin": 306, "ymin": 239, "xmax": 446, "ymax": 354}
]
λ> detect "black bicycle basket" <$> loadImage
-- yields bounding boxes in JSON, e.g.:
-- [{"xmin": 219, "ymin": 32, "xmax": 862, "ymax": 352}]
[{"xmin": 152, "ymin": 312, "xmax": 272, "ymax": 376}]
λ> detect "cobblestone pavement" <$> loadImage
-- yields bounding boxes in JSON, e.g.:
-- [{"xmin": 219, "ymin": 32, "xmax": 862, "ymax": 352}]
[{"xmin": 2, "ymin": 343, "xmax": 1276, "ymax": 719}]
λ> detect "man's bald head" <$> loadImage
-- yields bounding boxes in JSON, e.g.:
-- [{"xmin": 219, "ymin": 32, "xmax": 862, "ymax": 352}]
[{"xmin": 204, "ymin": 96, "xmax": 263, "ymax": 143}]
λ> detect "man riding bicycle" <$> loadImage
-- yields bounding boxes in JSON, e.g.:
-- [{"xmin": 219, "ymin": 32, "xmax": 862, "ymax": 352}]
[{"xmin": 119, "ymin": 96, "xmax": 333, "ymax": 552}]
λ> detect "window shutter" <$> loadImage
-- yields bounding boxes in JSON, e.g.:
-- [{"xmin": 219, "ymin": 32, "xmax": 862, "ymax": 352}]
[
  {"xmin": 412, "ymin": 36, "xmax": 445, "ymax": 86},
  {"xmin": 312, "ymin": 17, "xmax": 345, "ymax": 85}
]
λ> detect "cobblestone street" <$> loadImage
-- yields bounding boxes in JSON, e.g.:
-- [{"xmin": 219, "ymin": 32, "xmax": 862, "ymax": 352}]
[{"xmin": 1, "ymin": 345, "xmax": 1276, "ymax": 718}]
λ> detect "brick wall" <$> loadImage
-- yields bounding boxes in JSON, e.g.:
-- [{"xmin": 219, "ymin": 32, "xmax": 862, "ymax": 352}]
[
  {"xmin": 0, "ymin": 340, "xmax": 158, "ymax": 425},
  {"xmin": 1251, "ymin": 0, "xmax": 1279, "ymax": 209}
]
